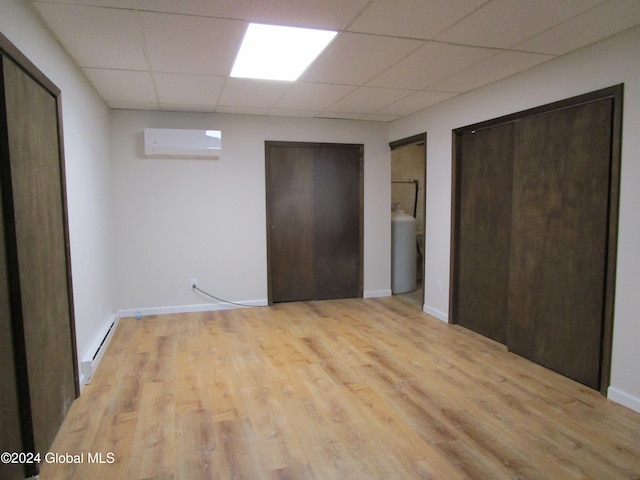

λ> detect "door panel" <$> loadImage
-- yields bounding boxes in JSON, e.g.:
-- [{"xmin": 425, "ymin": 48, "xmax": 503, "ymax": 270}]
[
  {"xmin": 508, "ymin": 99, "xmax": 613, "ymax": 388},
  {"xmin": 267, "ymin": 146, "xmax": 315, "ymax": 303},
  {"xmin": 456, "ymin": 124, "xmax": 514, "ymax": 344},
  {"xmin": 0, "ymin": 139, "xmax": 24, "ymax": 480},
  {"xmin": 314, "ymin": 146, "xmax": 361, "ymax": 300},
  {"xmin": 3, "ymin": 56, "xmax": 77, "ymax": 465}
]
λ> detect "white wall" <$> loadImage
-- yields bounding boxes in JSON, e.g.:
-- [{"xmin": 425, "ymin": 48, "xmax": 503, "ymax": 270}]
[
  {"xmin": 389, "ymin": 26, "xmax": 640, "ymax": 412},
  {"xmin": 111, "ymin": 110, "xmax": 391, "ymax": 314},
  {"xmin": 1, "ymin": 0, "xmax": 116, "ymax": 382}
]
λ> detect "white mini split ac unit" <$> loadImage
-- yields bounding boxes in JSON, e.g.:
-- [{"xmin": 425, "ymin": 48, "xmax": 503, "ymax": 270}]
[{"xmin": 144, "ymin": 128, "xmax": 221, "ymax": 158}]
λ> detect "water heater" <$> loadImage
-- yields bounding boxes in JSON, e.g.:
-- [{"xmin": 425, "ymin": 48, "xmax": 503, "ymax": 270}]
[{"xmin": 391, "ymin": 210, "xmax": 417, "ymax": 294}]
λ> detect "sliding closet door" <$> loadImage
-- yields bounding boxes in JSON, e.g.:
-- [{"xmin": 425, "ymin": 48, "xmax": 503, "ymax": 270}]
[
  {"xmin": 314, "ymin": 146, "xmax": 361, "ymax": 300},
  {"xmin": 0, "ymin": 168, "xmax": 23, "ymax": 480},
  {"xmin": 267, "ymin": 145, "xmax": 316, "ymax": 302},
  {"xmin": 266, "ymin": 142, "xmax": 362, "ymax": 303},
  {"xmin": 452, "ymin": 86, "xmax": 621, "ymax": 392},
  {"xmin": 455, "ymin": 124, "xmax": 514, "ymax": 344},
  {"xmin": 2, "ymin": 55, "xmax": 77, "ymax": 470},
  {"xmin": 508, "ymin": 99, "xmax": 613, "ymax": 389}
]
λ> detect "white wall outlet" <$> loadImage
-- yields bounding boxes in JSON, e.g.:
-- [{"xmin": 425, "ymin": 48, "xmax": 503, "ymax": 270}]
[{"xmin": 190, "ymin": 278, "xmax": 198, "ymax": 289}]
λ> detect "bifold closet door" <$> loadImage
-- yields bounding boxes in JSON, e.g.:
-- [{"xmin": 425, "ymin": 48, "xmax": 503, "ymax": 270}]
[
  {"xmin": 266, "ymin": 143, "xmax": 362, "ymax": 303},
  {"xmin": 455, "ymin": 124, "xmax": 514, "ymax": 344},
  {"xmin": 507, "ymin": 99, "xmax": 613, "ymax": 389},
  {"xmin": 1, "ymin": 55, "xmax": 77, "ymax": 475}
]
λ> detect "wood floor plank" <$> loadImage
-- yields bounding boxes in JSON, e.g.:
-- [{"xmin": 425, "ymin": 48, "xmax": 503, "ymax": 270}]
[{"xmin": 39, "ymin": 298, "xmax": 640, "ymax": 479}]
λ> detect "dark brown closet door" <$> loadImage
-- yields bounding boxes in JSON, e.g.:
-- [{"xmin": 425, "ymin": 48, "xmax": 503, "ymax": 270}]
[
  {"xmin": 267, "ymin": 146, "xmax": 316, "ymax": 302},
  {"xmin": 266, "ymin": 142, "xmax": 362, "ymax": 303},
  {"xmin": 0, "ymin": 170, "xmax": 24, "ymax": 480},
  {"xmin": 3, "ymin": 56, "xmax": 77, "ymax": 467},
  {"xmin": 508, "ymin": 99, "xmax": 613, "ymax": 389},
  {"xmin": 314, "ymin": 146, "xmax": 361, "ymax": 300},
  {"xmin": 455, "ymin": 124, "xmax": 514, "ymax": 343}
]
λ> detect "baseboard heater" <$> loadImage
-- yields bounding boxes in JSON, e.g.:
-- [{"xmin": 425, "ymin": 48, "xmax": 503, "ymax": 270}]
[{"xmin": 81, "ymin": 315, "xmax": 118, "ymax": 385}]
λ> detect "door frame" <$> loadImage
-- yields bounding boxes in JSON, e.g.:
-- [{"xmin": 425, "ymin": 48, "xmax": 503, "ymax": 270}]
[
  {"xmin": 449, "ymin": 85, "xmax": 623, "ymax": 394},
  {"xmin": 389, "ymin": 132, "xmax": 427, "ymax": 305},
  {"xmin": 264, "ymin": 141, "xmax": 364, "ymax": 304}
]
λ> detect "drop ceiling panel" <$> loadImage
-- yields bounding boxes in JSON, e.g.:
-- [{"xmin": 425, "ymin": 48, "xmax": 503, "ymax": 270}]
[
  {"xmin": 33, "ymin": 2, "xmax": 147, "ymax": 70},
  {"xmin": 436, "ymin": 0, "xmax": 604, "ymax": 48},
  {"xmin": 247, "ymin": 0, "xmax": 370, "ymax": 30},
  {"xmin": 83, "ymin": 68, "xmax": 157, "ymax": 104},
  {"xmin": 430, "ymin": 50, "xmax": 554, "ymax": 92},
  {"xmin": 514, "ymin": 0, "xmax": 640, "ymax": 55},
  {"xmin": 268, "ymin": 108, "xmax": 319, "ymax": 118},
  {"xmin": 136, "ymin": 0, "xmax": 251, "ymax": 18},
  {"xmin": 33, "ymin": 0, "xmax": 135, "ymax": 7},
  {"xmin": 375, "ymin": 90, "xmax": 457, "ymax": 116},
  {"xmin": 219, "ymin": 78, "xmax": 291, "ymax": 108},
  {"xmin": 140, "ymin": 12, "xmax": 246, "ymax": 75},
  {"xmin": 348, "ymin": 0, "xmax": 487, "ymax": 39},
  {"xmin": 27, "ymin": 0, "xmax": 640, "ymax": 121},
  {"xmin": 326, "ymin": 86, "xmax": 411, "ymax": 114},
  {"xmin": 215, "ymin": 105, "xmax": 270, "ymax": 115},
  {"xmin": 316, "ymin": 112, "xmax": 366, "ymax": 120},
  {"xmin": 274, "ymin": 83, "xmax": 356, "ymax": 111},
  {"xmin": 363, "ymin": 113, "xmax": 401, "ymax": 122},
  {"xmin": 154, "ymin": 73, "xmax": 225, "ymax": 107},
  {"xmin": 300, "ymin": 32, "xmax": 423, "ymax": 85},
  {"xmin": 368, "ymin": 42, "xmax": 497, "ymax": 89}
]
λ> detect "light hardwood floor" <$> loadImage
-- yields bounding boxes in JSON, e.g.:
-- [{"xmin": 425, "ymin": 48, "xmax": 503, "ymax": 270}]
[{"xmin": 40, "ymin": 297, "xmax": 640, "ymax": 479}]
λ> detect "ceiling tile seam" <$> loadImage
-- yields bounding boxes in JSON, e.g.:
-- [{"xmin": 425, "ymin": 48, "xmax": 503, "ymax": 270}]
[
  {"xmin": 426, "ymin": 39, "xmax": 558, "ymax": 56},
  {"xmin": 368, "ymin": 89, "xmax": 423, "ymax": 116},
  {"xmin": 359, "ymin": 40, "xmax": 429, "ymax": 86},
  {"xmin": 210, "ymin": 76, "xmax": 227, "ymax": 107},
  {"xmin": 266, "ymin": 81, "xmax": 305, "ymax": 114},
  {"xmin": 35, "ymin": 2, "xmax": 138, "ymax": 14},
  {"xmin": 431, "ymin": 0, "xmax": 493, "ymax": 41},
  {"xmin": 433, "ymin": 55, "xmax": 556, "ymax": 97},
  {"xmin": 51, "ymin": 0, "xmax": 248, "ymax": 21},
  {"xmin": 362, "ymin": 39, "xmax": 558, "ymax": 91},
  {"xmin": 505, "ymin": 0, "xmax": 612, "ymax": 53},
  {"xmin": 342, "ymin": 0, "xmax": 376, "ymax": 32},
  {"xmin": 420, "ymin": 87, "xmax": 461, "ymax": 95},
  {"xmin": 134, "ymin": 1, "xmax": 160, "ymax": 110},
  {"xmin": 81, "ymin": 66, "xmax": 151, "ymax": 73},
  {"xmin": 322, "ymin": 86, "xmax": 416, "ymax": 115},
  {"xmin": 418, "ymin": 47, "xmax": 556, "ymax": 92},
  {"xmin": 134, "ymin": 10, "xmax": 248, "ymax": 22}
]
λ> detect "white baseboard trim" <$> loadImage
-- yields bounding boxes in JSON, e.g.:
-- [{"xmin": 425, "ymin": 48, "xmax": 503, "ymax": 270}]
[
  {"xmin": 607, "ymin": 386, "xmax": 640, "ymax": 414},
  {"xmin": 80, "ymin": 314, "xmax": 119, "ymax": 387},
  {"xmin": 423, "ymin": 304, "xmax": 448, "ymax": 322},
  {"xmin": 118, "ymin": 299, "xmax": 269, "ymax": 319},
  {"xmin": 363, "ymin": 289, "xmax": 392, "ymax": 298}
]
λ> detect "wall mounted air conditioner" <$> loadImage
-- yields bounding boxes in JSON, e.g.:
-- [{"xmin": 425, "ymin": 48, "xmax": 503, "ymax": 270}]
[{"xmin": 144, "ymin": 128, "xmax": 221, "ymax": 158}]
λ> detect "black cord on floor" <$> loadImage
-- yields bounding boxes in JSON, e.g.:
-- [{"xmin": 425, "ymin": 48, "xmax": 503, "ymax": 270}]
[{"xmin": 192, "ymin": 285, "xmax": 265, "ymax": 308}]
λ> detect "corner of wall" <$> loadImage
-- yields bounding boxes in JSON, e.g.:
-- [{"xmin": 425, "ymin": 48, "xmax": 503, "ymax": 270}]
[
  {"xmin": 423, "ymin": 304, "xmax": 448, "ymax": 322},
  {"xmin": 607, "ymin": 386, "xmax": 640, "ymax": 414}
]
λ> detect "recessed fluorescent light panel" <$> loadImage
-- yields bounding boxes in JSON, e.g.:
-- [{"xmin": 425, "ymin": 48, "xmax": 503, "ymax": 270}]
[{"xmin": 231, "ymin": 23, "xmax": 337, "ymax": 81}]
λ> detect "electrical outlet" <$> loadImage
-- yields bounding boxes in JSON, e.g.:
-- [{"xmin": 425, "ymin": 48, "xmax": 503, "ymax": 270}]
[{"xmin": 190, "ymin": 278, "xmax": 198, "ymax": 289}]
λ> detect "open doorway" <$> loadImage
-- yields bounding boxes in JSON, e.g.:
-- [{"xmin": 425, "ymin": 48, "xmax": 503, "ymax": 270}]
[{"xmin": 390, "ymin": 133, "xmax": 426, "ymax": 309}]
